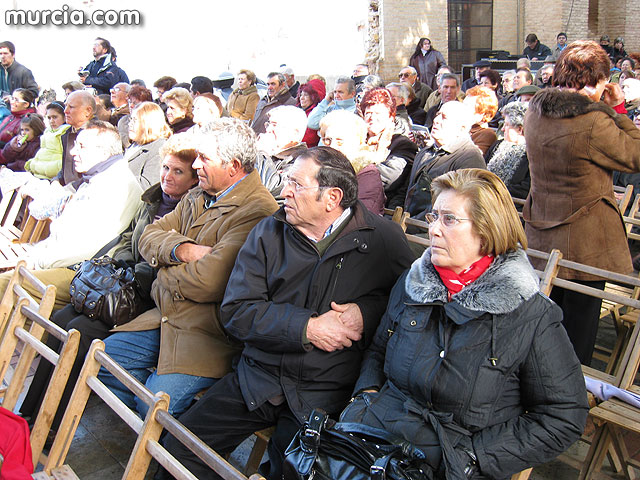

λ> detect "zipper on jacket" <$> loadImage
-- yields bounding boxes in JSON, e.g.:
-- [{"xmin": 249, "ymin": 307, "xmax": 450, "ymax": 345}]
[{"xmin": 327, "ymin": 256, "xmax": 344, "ymax": 302}]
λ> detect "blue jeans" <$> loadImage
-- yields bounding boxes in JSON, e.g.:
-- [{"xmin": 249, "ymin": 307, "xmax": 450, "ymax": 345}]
[{"xmin": 98, "ymin": 329, "xmax": 216, "ymax": 417}]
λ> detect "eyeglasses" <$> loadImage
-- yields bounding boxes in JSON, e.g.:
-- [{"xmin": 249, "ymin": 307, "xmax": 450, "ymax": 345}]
[
  {"xmin": 398, "ymin": 72, "xmax": 412, "ymax": 78},
  {"xmin": 425, "ymin": 212, "xmax": 471, "ymax": 227},
  {"xmin": 283, "ymin": 175, "xmax": 326, "ymax": 193}
]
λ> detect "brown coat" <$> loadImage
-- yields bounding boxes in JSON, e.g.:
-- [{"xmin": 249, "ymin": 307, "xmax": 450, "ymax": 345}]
[
  {"xmin": 523, "ymin": 88, "xmax": 640, "ymax": 280},
  {"xmin": 114, "ymin": 169, "xmax": 278, "ymax": 377},
  {"xmin": 227, "ymin": 85, "xmax": 260, "ymax": 121}
]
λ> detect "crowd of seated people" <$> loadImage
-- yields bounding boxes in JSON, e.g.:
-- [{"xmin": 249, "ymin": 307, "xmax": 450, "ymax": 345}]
[{"xmin": 1, "ymin": 32, "xmax": 640, "ymax": 480}]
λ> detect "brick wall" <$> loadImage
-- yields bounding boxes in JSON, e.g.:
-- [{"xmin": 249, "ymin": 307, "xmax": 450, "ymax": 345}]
[{"xmin": 375, "ymin": 0, "xmax": 448, "ymax": 83}]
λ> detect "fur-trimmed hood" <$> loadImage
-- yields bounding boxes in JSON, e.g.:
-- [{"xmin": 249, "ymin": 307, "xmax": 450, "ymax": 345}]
[
  {"xmin": 529, "ymin": 88, "xmax": 618, "ymax": 121},
  {"xmin": 405, "ymin": 248, "xmax": 539, "ymax": 314}
]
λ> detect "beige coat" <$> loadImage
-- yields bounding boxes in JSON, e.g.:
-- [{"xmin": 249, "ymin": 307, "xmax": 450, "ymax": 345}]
[
  {"xmin": 114, "ymin": 170, "xmax": 278, "ymax": 377},
  {"xmin": 227, "ymin": 85, "xmax": 260, "ymax": 121}
]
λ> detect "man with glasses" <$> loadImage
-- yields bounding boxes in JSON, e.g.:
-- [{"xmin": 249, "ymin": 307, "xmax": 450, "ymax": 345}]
[
  {"xmin": 159, "ymin": 146, "xmax": 413, "ymax": 480},
  {"xmin": 398, "ymin": 65, "xmax": 432, "ymax": 109},
  {"xmin": 97, "ymin": 118, "xmax": 278, "ymax": 418},
  {"xmin": 405, "ymin": 101, "xmax": 486, "ymax": 218}
]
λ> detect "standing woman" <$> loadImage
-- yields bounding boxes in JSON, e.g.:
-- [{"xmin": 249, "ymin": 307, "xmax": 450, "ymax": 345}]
[
  {"xmin": 227, "ymin": 69, "xmax": 260, "ymax": 122},
  {"xmin": 409, "ymin": 38, "xmax": 446, "ymax": 91},
  {"xmin": 524, "ymin": 40, "xmax": 640, "ymax": 365}
]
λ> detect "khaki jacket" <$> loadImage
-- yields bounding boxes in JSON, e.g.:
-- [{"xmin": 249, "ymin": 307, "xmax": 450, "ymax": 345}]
[
  {"xmin": 114, "ymin": 170, "xmax": 278, "ymax": 377},
  {"xmin": 227, "ymin": 85, "xmax": 260, "ymax": 122}
]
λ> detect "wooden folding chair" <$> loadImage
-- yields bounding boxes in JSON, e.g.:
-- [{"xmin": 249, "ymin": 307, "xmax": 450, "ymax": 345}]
[
  {"xmin": 41, "ymin": 339, "xmax": 259, "ymax": 480},
  {"xmin": 614, "ymin": 184, "xmax": 634, "ymax": 216},
  {"xmin": 0, "ymin": 260, "xmax": 56, "ymax": 342},
  {"xmin": 0, "ymin": 298, "xmax": 80, "ymax": 470}
]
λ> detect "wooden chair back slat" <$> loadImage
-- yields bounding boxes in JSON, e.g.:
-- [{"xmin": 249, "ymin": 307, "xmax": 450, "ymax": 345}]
[
  {"xmin": 0, "ymin": 296, "xmax": 80, "ymax": 468},
  {"xmin": 616, "ymin": 184, "xmax": 634, "ymax": 215}
]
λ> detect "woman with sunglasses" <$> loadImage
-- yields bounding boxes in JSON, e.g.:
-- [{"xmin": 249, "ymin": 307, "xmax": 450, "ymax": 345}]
[{"xmin": 341, "ymin": 168, "xmax": 588, "ymax": 479}]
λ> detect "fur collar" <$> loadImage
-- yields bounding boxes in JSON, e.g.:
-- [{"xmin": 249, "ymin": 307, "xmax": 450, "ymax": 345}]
[
  {"xmin": 405, "ymin": 248, "xmax": 539, "ymax": 314},
  {"xmin": 529, "ymin": 88, "xmax": 617, "ymax": 120}
]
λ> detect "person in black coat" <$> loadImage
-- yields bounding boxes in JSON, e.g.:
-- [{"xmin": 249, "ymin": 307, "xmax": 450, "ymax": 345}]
[{"xmin": 342, "ymin": 168, "xmax": 588, "ymax": 479}]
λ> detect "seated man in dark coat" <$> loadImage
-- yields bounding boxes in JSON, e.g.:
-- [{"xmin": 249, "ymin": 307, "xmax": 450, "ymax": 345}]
[
  {"xmin": 405, "ymin": 101, "xmax": 486, "ymax": 218},
  {"xmin": 159, "ymin": 146, "xmax": 414, "ymax": 480}
]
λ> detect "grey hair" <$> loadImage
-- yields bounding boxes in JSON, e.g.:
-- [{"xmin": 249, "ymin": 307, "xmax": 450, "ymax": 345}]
[
  {"xmin": 386, "ymin": 82, "xmax": 411, "ymax": 102},
  {"xmin": 502, "ymin": 70, "xmax": 516, "ymax": 79},
  {"xmin": 501, "ymin": 101, "xmax": 528, "ymax": 129},
  {"xmin": 68, "ymin": 90, "xmax": 97, "ymax": 113},
  {"xmin": 267, "ymin": 72, "xmax": 286, "ymax": 86},
  {"xmin": 440, "ymin": 72, "xmax": 460, "ymax": 87},
  {"xmin": 402, "ymin": 66, "xmax": 418, "ymax": 76},
  {"xmin": 335, "ymin": 76, "xmax": 356, "ymax": 94},
  {"xmin": 268, "ymin": 105, "xmax": 309, "ymax": 143},
  {"xmin": 196, "ymin": 118, "xmax": 257, "ymax": 173},
  {"xmin": 84, "ymin": 119, "xmax": 123, "ymax": 157},
  {"xmin": 362, "ymin": 75, "xmax": 384, "ymax": 89},
  {"xmin": 114, "ymin": 82, "xmax": 131, "ymax": 93}
]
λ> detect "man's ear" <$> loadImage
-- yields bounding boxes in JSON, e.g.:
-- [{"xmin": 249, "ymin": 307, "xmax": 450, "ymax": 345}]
[{"xmin": 325, "ymin": 187, "xmax": 344, "ymax": 212}]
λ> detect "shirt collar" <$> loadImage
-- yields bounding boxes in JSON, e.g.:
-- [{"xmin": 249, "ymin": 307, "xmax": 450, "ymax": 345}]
[
  {"xmin": 203, "ymin": 174, "xmax": 247, "ymax": 209},
  {"xmin": 308, "ymin": 207, "xmax": 352, "ymax": 243}
]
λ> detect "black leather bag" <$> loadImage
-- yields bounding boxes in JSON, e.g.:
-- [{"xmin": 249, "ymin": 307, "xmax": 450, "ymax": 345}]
[
  {"xmin": 69, "ymin": 257, "xmax": 152, "ymax": 328},
  {"xmin": 283, "ymin": 409, "xmax": 432, "ymax": 480}
]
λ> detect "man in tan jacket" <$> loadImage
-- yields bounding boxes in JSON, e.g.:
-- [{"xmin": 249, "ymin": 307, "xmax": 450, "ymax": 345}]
[{"xmin": 98, "ymin": 118, "xmax": 278, "ymax": 417}]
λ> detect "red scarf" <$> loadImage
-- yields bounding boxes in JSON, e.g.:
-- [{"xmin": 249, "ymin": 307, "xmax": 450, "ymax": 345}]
[{"xmin": 434, "ymin": 255, "xmax": 494, "ymax": 299}]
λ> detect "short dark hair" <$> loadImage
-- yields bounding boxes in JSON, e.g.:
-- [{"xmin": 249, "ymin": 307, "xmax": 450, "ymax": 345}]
[
  {"xmin": 478, "ymin": 69, "xmax": 501, "ymax": 86},
  {"xmin": 127, "ymin": 85, "xmax": 153, "ymax": 104},
  {"xmin": 46, "ymin": 101, "xmax": 65, "ymax": 117},
  {"xmin": 516, "ymin": 68, "xmax": 534, "ymax": 83},
  {"xmin": 14, "ymin": 88, "xmax": 36, "ymax": 106},
  {"xmin": 191, "ymin": 76, "xmax": 214, "ymax": 95},
  {"xmin": 525, "ymin": 33, "xmax": 538, "ymax": 44},
  {"xmin": 0, "ymin": 41, "xmax": 15, "ymax": 55},
  {"xmin": 553, "ymin": 40, "xmax": 610, "ymax": 89},
  {"xmin": 153, "ymin": 76, "xmax": 177, "ymax": 91},
  {"xmin": 622, "ymin": 57, "xmax": 636, "ymax": 69},
  {"xmin": 557, "ymin": 32, "xmax": 567, "ymax": 39},
  {"xmin": 302, "ymin": 146, "xmax": 358, "ymax": 209},
  {"xmin": 267, "ymin": 72, "xmax": 286, "ymax": 85}
]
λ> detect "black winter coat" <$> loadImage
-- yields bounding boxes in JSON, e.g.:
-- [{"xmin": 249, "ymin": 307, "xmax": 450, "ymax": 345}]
[
  {"xmin": 221, "ymin": 203, "xmax": 414, "ymax": 422},
  {"xmin": 343, "ymin": 248, "xmax": 588, "ymax": 479}
]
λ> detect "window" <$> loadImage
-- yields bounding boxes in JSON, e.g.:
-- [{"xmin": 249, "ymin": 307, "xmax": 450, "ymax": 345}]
[{"xmin": 448, "ymin": 0, "xmax": 493, "ymax": 71}]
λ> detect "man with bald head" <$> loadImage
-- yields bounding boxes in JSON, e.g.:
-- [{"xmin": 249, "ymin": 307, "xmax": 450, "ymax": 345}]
[
  {"xmin": 404, "ymin": 101, "xmax": 486, "ymax": 217},
  {"xmin": 56, "ymin": 90, "xmax": 96, "ymax": 186}
]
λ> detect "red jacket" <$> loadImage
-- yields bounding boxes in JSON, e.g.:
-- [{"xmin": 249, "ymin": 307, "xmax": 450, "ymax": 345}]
[
  {"xmin": 0, "ymin": 407, "xmax": 33, "ymax": 480},
  {"xmin": 0, "ymin": 108, "xmax": 36, "ymax": 146}
]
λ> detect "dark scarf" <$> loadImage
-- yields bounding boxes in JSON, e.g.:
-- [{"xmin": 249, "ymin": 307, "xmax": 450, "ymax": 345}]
[{"xmin": 156, "ymin": 192, "xmax": 181, "ymax": 219}]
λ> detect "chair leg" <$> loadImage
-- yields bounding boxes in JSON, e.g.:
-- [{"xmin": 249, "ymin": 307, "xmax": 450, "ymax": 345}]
[{"xmin": 580, "ymin": 424, "xmax": 613, "ymax": 480}]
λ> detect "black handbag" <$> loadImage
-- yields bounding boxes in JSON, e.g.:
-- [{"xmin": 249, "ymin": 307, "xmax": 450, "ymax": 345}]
[
  {"xmin": 283, "ymin": 409, "xmax": 432, "ymax": 480},
  {"xmin": 69, "ymin": 256, "xmax": 153, "ymax": 328}
]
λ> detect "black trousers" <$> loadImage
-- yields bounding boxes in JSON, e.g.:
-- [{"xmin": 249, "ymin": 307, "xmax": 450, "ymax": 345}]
[
  {"xmin": 159, "ymin": 372, "xmax": 301, "ymax": 480},
  {"xmin": 20, "ymin": 304, "xmax": 112, "ymax": 429},
  {"xmin": 550, "ymin": 280, "xmax": 605, "ymax": 366}
]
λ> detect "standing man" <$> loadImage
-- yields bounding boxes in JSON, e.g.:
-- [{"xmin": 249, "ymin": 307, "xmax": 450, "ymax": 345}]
[
  {"xmin": 0, "ymin": 41, "xmax": 38, "ymax": 99},
  {"xmin": 307, "ymin": 77, "xmax": 357, "ymax": 130},
  {"xmin": 79, "ymin": 37, "xmax": 129, "ymax": 95},
  {"xmin": 551, "ymin": 33, "xmax": 568, "ymax": 60},
  {"xmin": 159, "ymin": 146, "xmax": 414, "ymax": 480},
  {"xmin": 398, "ymin": 66, "xmax": 432, "ymax": 109},
  {"xmin": 250, "ymin": 72, "xmax": 297, "ymax": 135},
  {"xmin": 461, "ymin": 60, "xmax": 491, "ymax": 92},
  {"xmin": 98, "ymin": 118, "xmax": 279, "ymax": 417},
  {"xmin": 522, "ymin": 33, "xmax": 552, "ymax": 61}
]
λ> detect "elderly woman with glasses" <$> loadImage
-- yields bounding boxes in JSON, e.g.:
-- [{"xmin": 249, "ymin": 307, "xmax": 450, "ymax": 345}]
[{"xmin": 341, "ymin": 168, "xmax": 588, "ymax": 479}]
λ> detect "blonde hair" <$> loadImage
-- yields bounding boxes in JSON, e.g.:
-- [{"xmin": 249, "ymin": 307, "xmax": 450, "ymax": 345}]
[
  {"xmin": 431, "ymin": 169, "xmax": 527, "ymax": 255},
  {"xmin": 159, "ymin": 132, "xmax": 197, "ymax": 174},
  {"xmin": 162, "ymin": 87, "xmax": 194, "ymax": 120},
  {"xmin": 131, "ymin": 102, "xmax": 171, "ymax": 144}
]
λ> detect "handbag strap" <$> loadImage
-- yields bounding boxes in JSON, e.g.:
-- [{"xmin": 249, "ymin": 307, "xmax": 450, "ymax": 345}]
[
  {"xmin": 370, "ymin": 453, "xmax": 394, "ymax": 480},
  {"xmin": 333, "ymin": 422, "xmax": 426, "ymax": 460}
]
